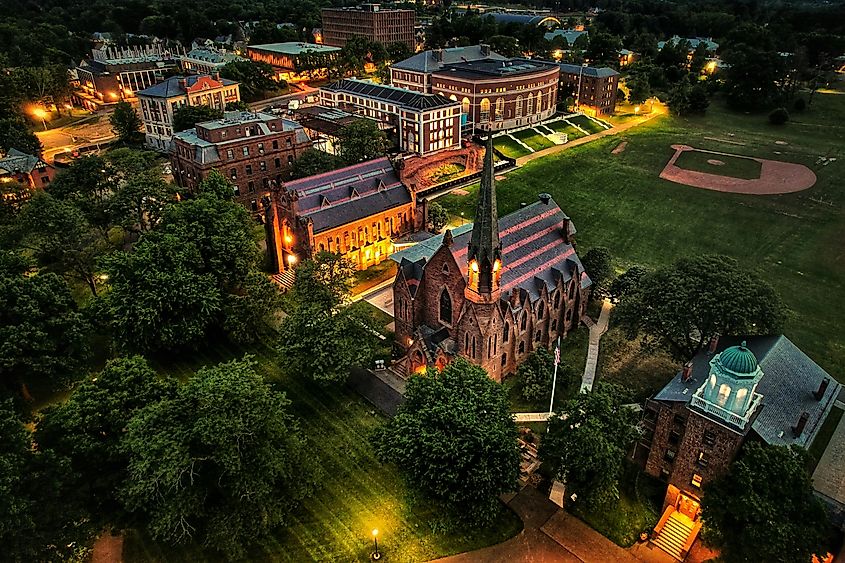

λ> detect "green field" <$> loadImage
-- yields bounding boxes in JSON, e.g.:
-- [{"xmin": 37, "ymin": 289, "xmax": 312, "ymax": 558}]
[
  {"xmin": 545, "ymin": 119, "xmax": 587, "ymax": 141},
  {"xmin": 567, "ymin": 114, "xmax": 609, "ymax": 135},
  {"xmin": 493, "ymin": 135, "xmax": 531, "ymax": 159},
  {"xmin": 439, "ymin": 91, "xmax": 845, "ymax": 379},
  {"xmin": 674, "ymin": 149, "xmax": 762, "ymax": 179},
  {"xmin": 123, "ymin": 343, "xmax": 522, "ymax": 562},
  {"xmin": 511, "ymin": 128, "xmax": 555, "ymax": 151}
]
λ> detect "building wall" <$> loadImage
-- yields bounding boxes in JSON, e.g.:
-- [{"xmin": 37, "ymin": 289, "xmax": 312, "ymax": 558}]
[
  {"xmin": 430, "ymin": 66, "xmax": 559, "ymax": 131},
  {"xmin": 246, "ymin": 46, "xmax": 338, "ymax": 82},
  {"xmin": 321, "ymin": 8, "xmax": 415, "ymax": 50},
  {"xmin": 389, "ymin": 68, "xmax": 428, "ymax": 93},
  {"xmin": 559, "ymin": 71, "xmax": 618, "ymax": 116}
]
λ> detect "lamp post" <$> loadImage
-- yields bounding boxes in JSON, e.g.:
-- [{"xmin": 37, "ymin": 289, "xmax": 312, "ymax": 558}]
[
  {"xmin": 32, "ymin": 107, "xmax": 48, "ymax": 131},
  {"xmin": 371, "ymin": 529, "xmax": 381, "ymax": 560}
]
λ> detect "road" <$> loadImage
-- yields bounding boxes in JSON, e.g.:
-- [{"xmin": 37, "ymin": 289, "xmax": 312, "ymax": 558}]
[{"xmin": 36, "ymin": 110, "xmax": 117, "ymax": 163}]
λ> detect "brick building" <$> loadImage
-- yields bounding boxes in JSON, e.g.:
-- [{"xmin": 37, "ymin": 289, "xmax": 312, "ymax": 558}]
[
  {"xmin": 431, "ymin": 58, "xmax": 560, "ymax": 132},
  {"xmin": 246, "ymin": 42, "xmax": 341, "ymax": 82},
  {"xmin": 390, "ymin": 45, "xmax": 506, "ymax": 93},
  {"xmin": 0, "ymin": 148, "xmax": 56, "ymax": 191},
  {"xmin": 171, "ymin": 111, "xmax": 312, "ymax": 213},
  {"xmin": 638, "ymin": 336, "xmax": 841, "ymax": 559},
  {"xmin": 390, "ymin": 138, "xmax": 592, "ymax": 381},
  {"xmin": 320, "ymin": 79, "xmax": 462, "ymax": 155},
  {"xmin": 137, "ymin": 74, "xmax": 241, "ymax": 151},
  {"xmin": 321, "ymin": 4, "xmax": 415, "ymax": 51},
  {"xmin": 558, "ymin": 63, "xmax": 619, "ymax": 116},
  {"xmin": 264, "ymin": 157, "xmax": 417, "ymax": 275}
]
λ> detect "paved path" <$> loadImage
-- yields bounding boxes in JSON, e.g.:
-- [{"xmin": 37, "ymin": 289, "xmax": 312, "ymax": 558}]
[
  {"xmin": 513, "ymin": 412, "xmax": 551, "ymax": 423},
  {"xmin": 812, "ymin": 403, "xmax": 845, "ymax": 508},
  {"xmin": 580, "ymin": 299, "xmax": 613, "ymax": 393}
]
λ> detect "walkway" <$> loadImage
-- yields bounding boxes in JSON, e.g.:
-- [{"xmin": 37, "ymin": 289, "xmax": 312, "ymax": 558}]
[
  {"xmin": 580, "ymin": 299, "xmax": 613, "ymax": 393},
  {"xmin": 513, "ymin": 412, "xmax": 551, "ymax": 423},
  {"xmin": 515, "ymin": 110, "xmax": 664, "ymax": 167}
]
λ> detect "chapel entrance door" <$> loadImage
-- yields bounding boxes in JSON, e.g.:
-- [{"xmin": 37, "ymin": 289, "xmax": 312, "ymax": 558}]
[{"xmin": 677, "ymin": 493, "xmax": 700, "ymax": 521}]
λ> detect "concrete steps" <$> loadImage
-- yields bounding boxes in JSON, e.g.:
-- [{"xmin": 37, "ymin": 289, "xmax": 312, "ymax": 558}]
[
  {"xmin": 271, "ymin": 270, "xmax": 296, "ymax": 291},
  {"xmin": 652, "ymin": 511, "xmax": 694, "ymax": 561}
]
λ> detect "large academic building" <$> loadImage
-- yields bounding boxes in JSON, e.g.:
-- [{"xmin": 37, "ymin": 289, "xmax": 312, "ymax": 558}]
[
  {"xmin": 321, "ymin": 4, "xmax": 416, "ymax": 51},
  {"xmin": 390, "ymin": 138, "xmax": 591, "ymax": 381}
]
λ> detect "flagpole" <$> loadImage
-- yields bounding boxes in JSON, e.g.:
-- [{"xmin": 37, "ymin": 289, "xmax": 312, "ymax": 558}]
[{"xmin": 548, "ymin": 336, "xmax": 561, "ymax": 418}]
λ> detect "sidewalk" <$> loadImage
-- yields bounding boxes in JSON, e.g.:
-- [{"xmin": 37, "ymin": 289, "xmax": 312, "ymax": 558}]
[{"xmin": 580, "ymin": 299, "xmax": 613, "ymax": 393}]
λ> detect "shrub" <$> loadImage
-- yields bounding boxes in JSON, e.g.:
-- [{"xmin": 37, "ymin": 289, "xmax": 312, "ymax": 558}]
[{"xmin": 768, "ymin": 107, "xmax": 789, "ymax": 125}]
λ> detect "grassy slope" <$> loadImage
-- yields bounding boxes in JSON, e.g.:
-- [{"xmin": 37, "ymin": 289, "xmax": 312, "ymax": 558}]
[
  {"xmin": 512, "ymin": 128, "xmax": 555, "ymax": 151},
  {"xmin": 493, "ymin": 136, "xmax": 531, "ymax": 159},
  {"xmin": 123, "ymin": 343, "xmax": 522, "ymax": 562},
  {"xmin": 440, "ymin": 92, "xmax": 845, "ymax": 378}
]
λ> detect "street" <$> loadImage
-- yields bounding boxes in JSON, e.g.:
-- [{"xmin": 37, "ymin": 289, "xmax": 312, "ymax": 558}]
[{"xmin": 36, "ymin": 109, "xmax": 117, "ymax": 163}]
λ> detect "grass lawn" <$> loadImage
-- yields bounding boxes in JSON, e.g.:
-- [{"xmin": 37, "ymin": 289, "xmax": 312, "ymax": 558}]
[
  {"xmin": 545, "ymin": 119, "xmax": 586, "ymax": 141},
  {"xmin": 598, "ymin": 328, "xmax": 678, "ymax": 403},
  {"xmin": 124, "ymin": 342, "xmax": 523, "ymax": 562},
  {"xmin": 511, "ymin": 128, "xmax": 555, "ymax": 151},
  {"xmin": 351, "ymin": 260, "xmax": 397, "ymax": 297},
  {"xmin": 567, "ymin": 114, "xmax": 608, "ymax": 135},
  {"xmin": 493, "ymin": 135, "xmax": 531, "ymax": 159},
  {"xmin": 674, "ymin": 149, "xmax": 762, "ymax": 179},
  {"xmin": 572, "ymin": 462, "xmax": 662, "ymax": 547},
  {"xmin": 439, "ymin": 90, "xmax": 845, "ymax": 380},
  {"xmin": 808, "ymin": 406, "xmax": 844, "ymax": 471}
]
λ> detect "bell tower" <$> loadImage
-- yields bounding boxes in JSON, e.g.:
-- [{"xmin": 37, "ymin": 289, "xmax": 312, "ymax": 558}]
[{"xmin": 465, "ymin": 136, "xmax": 502, "ymax": 303}]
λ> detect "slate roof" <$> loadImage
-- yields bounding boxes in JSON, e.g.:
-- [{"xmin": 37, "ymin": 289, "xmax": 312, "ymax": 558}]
[
  {"xmin": 137, "ymin": 75, "xmax": 238, "ymax": 98},
  {"xmin": 391, "ymin": 45, "xmax": 506, "ymax": 72},
  {"xmin": 434, "ymin": 58, "xmax": 559, "ymax": 80},
  {"xmin": 248, "ymin": 42, "xmax": 340, "ymax": 55},
  {"xmin": 286, "ymin": 157, "xmax": 412, "ymax": 234},
  {"xmin": 0, "ymin": 148, "xmax": 44, "ymax": 175},
  {"xmin": 654, "ymin": 335, "xmax": 841, "ymax": 448},
  {"xmin": 559, "ymin": 63, "xmax": 619, "ymax": 78},
  {"xmin": 544, "ymin": 29, "xmax": 588, "ymax": 44},
  {"xmin": 183, "ymin": 48, "xmax": 243, "ymax": 65},
  {"xmin": 392, "ymin": 196, "xmax": 591, "ymax": 302},
  {"xmin": 657, "ymin": 36, "xmax": 719, "ymax": 52},
  {"xmin": 323, "ymin": 79, "xmax": 459, "ymax": 111}
]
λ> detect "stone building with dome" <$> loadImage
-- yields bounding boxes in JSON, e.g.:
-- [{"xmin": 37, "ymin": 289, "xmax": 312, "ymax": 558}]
[{"xmin": 637, "ymin": 335, "xmax": 841, "ymax": 560}]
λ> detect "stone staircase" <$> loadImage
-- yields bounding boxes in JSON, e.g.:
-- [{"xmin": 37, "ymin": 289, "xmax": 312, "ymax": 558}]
[
  {"xmin": 518, "ymin": 437, "xmax": 541, "ymax": 487},
  {"xmin": 271, "ymin": 270, "xmax": 296, "ymax": 291},
  {"xmin": 652, "ymin": 509, "xmax": 695, "ymax": 561}
]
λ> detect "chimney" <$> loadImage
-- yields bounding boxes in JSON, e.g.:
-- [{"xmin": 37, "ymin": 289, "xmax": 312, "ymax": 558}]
[
  {"xmin": 212, "ymin": 71, "xmax": 220, "ymax": 81},
  {"xmin": 682, "ymin": 361, "xmax": 694, "ymax": 382},
  {"xmin": 538, "ymin": 192, "xmax": 551, "ymax": 205},
  {"xmin": 814, "ymin": 377, "xmax": 830, "ymax": 401},
  {"xmin": 480, "ymin": 43, "xmax": 490, "ymax": 57},
  {"xmin": 793, "ymin": 411, "xmax": 809, "ymax": 437},
  {"xmin": 432, "ymin": 49, "xmax": 443, "ymax": 63},
  {"xmin": 178, "ymin": 77, "xmax": 187, "ymax": 91},
  {"xmin": 708, "ymin": 334, "xmax": 719, "ymax": 354}
]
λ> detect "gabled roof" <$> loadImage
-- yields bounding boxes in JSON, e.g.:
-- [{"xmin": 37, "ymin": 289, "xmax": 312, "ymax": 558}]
[
  {"xmin": 323, "ymin": 79, "xmax": 458, "ymax": 111},
  {"xmin": 137, "ymin": 75, "xmax": 238, "ymax": 98},
  {"xmin": 559, "ymin": 63, "xmax": 619, "ymax": 78},
  {"xmin": 391, "ymin": 45, "xmax": 507, "ymax": 72},
  {"xmin": 286, "ymin": 157, "xmax": 412, "ymax": 234},
  {"xmin": 0, "ymin": 148, "xmax": 46, "ymax": 175},
  {"xmin": 654, "ymin": 335, "xmax": 841, "ymax": 448}
]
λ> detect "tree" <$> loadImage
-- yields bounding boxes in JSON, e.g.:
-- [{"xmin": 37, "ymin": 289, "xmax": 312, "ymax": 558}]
[
  {"xmin": 427, "ymin": 201, "xmax": 449, "ymax": 233},
  {"xmin": 487, "ymin": 35, "xmax": 521, "ymax": 57},
  {"xmin": 701, "ymin": 443, "xmax": 828, "ymax": 563},
  {"xmin": 608, "ymin": 264, "xmax": 648, "ymax": 302},
  {"xmin": 768, "ymin": 107, "xmax": 790, "ymax": 125},
  {"xmin": 0, "ymin": 272, "xmax": 90, "ymax": 396},
  {"xmin": 277, "ymin": 252, "xmax": 379, "ymax": 383},
  {"xmin": 372, "ymin": 358, "xmax": 520, "ymax": 525},
  {"xmin": 614, "ymin": 255, "xmax": 789, "ymax": 361},
  {"xmin": 580, "ymin": 246, "xmax": 613, "ymax": 298},
  {"xmin": 722, "ymin": 26, "xmax": 788, "ymax": 111},
  {"xmin": 688, "ymin": 83, "xmax": 711, "ymax": 114},
  {"xmin": 337, "ymin": 120, "xmax": 390, "ymax": 165},
  {"xmin": 667, "ymin": 81, "xmax": 692, "ymax": 116},
  {"xmin": 222, "ymin": 271, "xmax": 284, "ymax": 343},
  {"xmin": 518, "ymin": 347, "xmax": 572, "ymax": 403},
  {"xmin": 626, "ymin": 74, "xmax": 652, "ymax": 105},
  {"xmin": 36, "ymin": 357, "xmax": 177, "ymax": 520},
  {"xmin": 109, "ymin": 100, "xmax": 142, "ymax": 143},
  {"xmin": 0, "ymin": 116, "xmax": 42, "ymax": 155},
  {"xmin": 45, "ymin": 155, "xmax": 113, "ymax": 232},
  {"xmin": 585, "ymin": 32, "xmax": 623, "ymax": 66},
  {"xmin": 540, "ymin": 383, "xmax": 637, "ymax": 508},
  {"xmin": 172, "ymin": 105, "xmax": 224, "ymax": 133},
  {"xmin": 219, "ymin": 59, "xmax": 280, "ymax": 102},
  {"xmin": 121, "ymin": 358, "xmax": 311, "ymax": 559},
  {"xmin": 290, "ymin": 148, "xmax": 342, "ymax": 179},
  {"xmin": 109, "ymin": 173, "xmax": 177, "ymax": 233}
]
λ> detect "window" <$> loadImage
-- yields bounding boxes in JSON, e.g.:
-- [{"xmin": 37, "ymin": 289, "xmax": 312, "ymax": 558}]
[
  {"xmin": 286, "ymin": 138, "xmax": 292, "ymax": 148},
  {"xmin": 229, "ymin": 168, "xmax": 237, "ymax": 180},
  {"xmin": 717, "ymin": 384, "xmax": 731, "ymax": 406},
  {"xmin": 275, "ymin": 158, "xmax": 281, "ymax": 169},
  {"xmin": 248, "ymin": 181, "xmax": 255, "ymax": 193},
  {"xmin": 697, "ymin": 451, "xmax": 709, "ymax": 468},
  {"xmin": 480, "ymin": 98, "xmax": 490, "ymax": 122},
  {"xmin": 515, "ymin": 95, "xmax": 523, "ymax": 118},
  {"xmin": 472, "ymin": 336, "xmax": 476, "ymax": 358},
  {"xmin": 245, "ymin": 164, "xmax": 253, "ymax": 175},
  {"xmin": 664, "ymin": 449, "xmax": 676, "ymax": 463},
  {"xmin": 258, "ymin": 142, "xmax": 264, "ymax": 153},
  {"xmin": 465, "ymin": 332, "xmax": 469, "ymax": 353},
  {"xmin": 501, "ymin": 353, "xmax": 507, "ymax": 367},
  {"xmin": 518, "ymin": 341, "xmax": 525, "ymax": 354},
  {"xmin": 565, "ymin": 309, "xmax": 572, "ymax": 322},
  {"xmin": 226, "ymin": 149, "xmax": 234, "ymax": 159},
  {"xmin": 551, "ymin": 320, "xmax": 557, "ymax": 332},
  {"xmin": 287, "ymin": 155, "xmax": 294, "ymax": 165},
  {"xmin": 554, "ymin": 292, "xmax": 560, "ymax": 308},
  {"xmin": 461, "ymin": 97, "xmax": 470, "ymax": 114},
  {"xmin": 673, "ymin": 414, "xmax": 687, "ymax": 426},
  {"xmin": 495, "ymin": 97, "xmax": 504, "ymax": 121},
  {"xmin": 250, "ymin": 200, "xmax": 258, "ymax": 211},
  {"xmin": 439, "ymin": 289, "xmax": 452, "ymax": 324},
  {"xmin": 272, "ymin": 140, "xmax": 279, "ymax": 149},
  {"xmin": 520, "ymin": 313, "xmax": 527, "ymax": 331},
  {"xmin": 259, "ymin": 161, "xmax": 267, "ymax": 172},
  {"xmin": 503, "ymin": 323, "xmax": 509, "ymax": 342},
  {"xmin": 242, "ymin": 146, "xmax": 249, "ymax": 156},
  {"xmin": 668, "ymin": 431, "xmax": 681, "ymax": 446},
  {"xmin": 691, "ymin": 474, "xmax": 703, "ymax": 488},
  {"xmin": 538, "ymin": 301, "xmax": 544, "ymax": 319},
  {"xmin": 702, "ymin": 430, "xmax": 717, "ymax": 447}
]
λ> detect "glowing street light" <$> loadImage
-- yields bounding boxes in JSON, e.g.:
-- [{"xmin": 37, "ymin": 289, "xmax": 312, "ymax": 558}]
[
  {"xmin": 31, "ymin": 107, "xmax": 49, "ymax": 130},
  {"xmin": 634, "ymin": 106, "xmax": 640, "ymax": 114},
  {"xmin": 371, "ymin": 529, "xmax": 381, "ymax": 560}
]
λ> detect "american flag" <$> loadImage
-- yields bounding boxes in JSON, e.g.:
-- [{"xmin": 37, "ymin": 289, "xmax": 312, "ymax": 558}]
[{"xmin": 554, "ymin": 341, "xmax": 560, "ymax": 366}]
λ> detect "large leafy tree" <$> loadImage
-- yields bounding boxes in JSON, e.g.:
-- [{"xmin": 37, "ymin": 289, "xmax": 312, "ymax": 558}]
[
  {"xmin": 290, "ymin": 148, "xmax": 342, "ymax": 179},
  {"xmin": 0, "ymin": 271, "xmax": 89, "ymax": 396},
  {"xmin": 372, "ymin": 358, "xmax": 520, "ymax": 525},
  {"xmin": 219, "ymin": 59, "xmax": 280, "ymax": 102},
  {"xmin": 36, "ymin": 357, "xmax": 177, "ymax": 520},
  {"xmin": 0, "ymin": 116, "xmax": 42, "ymax": 155},
  {"xmin": 121, "ymin": 358, "xmax": 311, "ymax": 559},
  {"xmin": 427, "ymin": 201, "xmax": 449, "ymax": 233},
  {"xmin": 108, "ymin": 172, "xmax": 177, "ymax": 233},
  {"xmin": 614, "ymin": 255, "xmax": 788, "ymax": 361},
  {"xmin": 172, "ymin": 105, "xmax": 224, "ymax": 133},
  {"xmin": 580, "ymin": 246, "xmax": 613, "ymax": 298},
  {"xmin": 337, "ymin": 120, "xmax": 390, "ymax": 165},
  {"xmin": 45, "ymin": 155, "xmax": 114, "ymax": 232},
  {"xmin": 109, "ymin": 100, "xmax": 142, "ymax": 143},
  {"xmin": 721, "ymin": 24, "xmax": 788, "ymax": 110},
  {"xmin": 518, "ymin": 347, "xmax": 572, "ymax": 403},
  {"xmin": 278, "ymin": 252, "xmax": 379, "ymax": 383},
  {"xmin": 540, "ymin": 383, "xmax": 638, "ymax": 508},
  {"xmin": 701, "ymin": 443, "xmax": 829, "ymax": 563}
]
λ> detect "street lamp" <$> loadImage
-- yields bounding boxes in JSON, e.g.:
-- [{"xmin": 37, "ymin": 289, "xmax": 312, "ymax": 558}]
[
  {"xmin": 459, "ymin": 211, "xmax": 465, "ymax": 225},
  {"xmin": 32, "ymin": 107, "xmax": 49, "ymax": 130},
  {"xmin": 371, "ymin": 529, "xmax": 381, "ymax": 560}
]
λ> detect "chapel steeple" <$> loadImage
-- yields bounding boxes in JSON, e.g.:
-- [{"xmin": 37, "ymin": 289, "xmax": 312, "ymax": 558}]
[{"xmin": 466, "ymin": 136, "xmax": 502, "ymax": 302}]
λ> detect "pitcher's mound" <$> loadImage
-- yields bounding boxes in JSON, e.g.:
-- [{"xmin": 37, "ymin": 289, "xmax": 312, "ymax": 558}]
[{"xmin": 661, "ymin": 144, "xmax": 816, "ymax": 195}]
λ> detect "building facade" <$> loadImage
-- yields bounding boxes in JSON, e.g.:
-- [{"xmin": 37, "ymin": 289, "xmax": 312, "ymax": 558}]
[
  {"xmin": 171, "ymin": 111, "xmax": 312, "ymax": 213},
  {"xmin": 0, "ymin": 148, "xmax": 56, "ymax": 191},
  {"xmin": 559, "ymin": 64, "xmax": 619, "ymax": 116},
  {"xmin": 320, "ymin": 79, "xmax": 462, "ymax": 155},
  {"xmin": 390, "ymin": 138, "xmax": 591, "ymax": 381},
  {"xmin": 137, "ymin": 74, "xmax": 241, "ymax": 151},
  {"xmin": 265, "ymin": 157, "xmax": 417, "ymax": 273},
  {"xmin": 321, "ymin": 4, "xmax": 415, "ymax": 51},
  {"xmin": 246, "ymin": 42, "xmax": 341, "ymax": 82},
  {"xmin": 638, "ymin": 336, "xmax": 841, "ymax": 559},
  {"xmin": 389, "ymin": 45, "xmax": 506, "ymax": 93},
  {"xmin": 431, "ymin": 58, "xmax": 560, "ymax": 132},
  {"xmin": 180, "ymin": 47, "xmax": 244, "ymax": 74}
]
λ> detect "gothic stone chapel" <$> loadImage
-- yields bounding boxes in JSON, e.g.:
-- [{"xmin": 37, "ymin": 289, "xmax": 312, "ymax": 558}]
[{"xmin": 391, "ymin": 137, "xmax": 592, "ymax": 381}]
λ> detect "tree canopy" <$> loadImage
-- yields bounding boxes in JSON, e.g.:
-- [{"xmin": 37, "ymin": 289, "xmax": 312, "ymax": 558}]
[
  {"xmin": 701, "ymin": 443, "xmax": 829, "ymax": 563},
  {"xmin": 337, "ymin": 120, "xmax": 390, "ymax": 165},
  {"xmin": 580, "ymin": 246, "xmax": 613, "ymax": 298},
  {"xmin": 614, "ymin": 255, "xmax": 789, "ymax": 361},
  {"xmin": 172, "ymin": 105, "xmax": 224, "ymax": 133},
  {"xmin": 517, "ymin": 346, "xmax": 572, "ymax": 403},
  {"xmin": 290, "ymin": 148, "xmax": 342, "ymax": 179},
  {"xmin": 109, "ymin": 100, "xmax": 142, "ymax": 143},
  {"xmin": 372, "ymin": 358, "xmax": 520, "ymax": 525}
]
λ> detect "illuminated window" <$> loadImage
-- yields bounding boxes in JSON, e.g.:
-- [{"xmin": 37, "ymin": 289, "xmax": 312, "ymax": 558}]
[
  {"xmin": 717, "ymin": 384, "xmax": 731, "ymax": 406},
  {"xmin": 692, "ymin": 474, "xmax": 703, "ymax": 488},
  {"xmin": 697, "ymin": 451, "xmax": 709, "ymax": 468}
]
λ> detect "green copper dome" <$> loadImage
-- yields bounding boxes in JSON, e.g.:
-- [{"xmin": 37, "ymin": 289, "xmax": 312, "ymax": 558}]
[{"xmin": 717, "ymin": 341, "xmax": 758, "ymax": 375}]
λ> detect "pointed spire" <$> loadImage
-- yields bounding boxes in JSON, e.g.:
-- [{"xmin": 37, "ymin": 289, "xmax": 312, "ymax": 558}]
[{"xmin": 466, "ymin": 135, "xmax": 502, "ymax": 298}]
